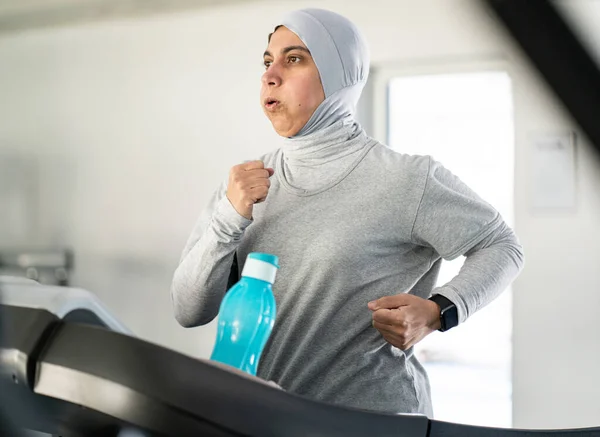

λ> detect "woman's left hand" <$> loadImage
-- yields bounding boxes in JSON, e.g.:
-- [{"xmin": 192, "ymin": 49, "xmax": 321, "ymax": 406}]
[{"xmin": 368, "ymin": 294, "xmax": 442, "ymax": 350}]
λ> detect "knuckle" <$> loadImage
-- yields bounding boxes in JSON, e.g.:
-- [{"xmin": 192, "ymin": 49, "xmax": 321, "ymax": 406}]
[{"xmin": 249, "ymin": 160, "xmax": 264, "ymax": 169}]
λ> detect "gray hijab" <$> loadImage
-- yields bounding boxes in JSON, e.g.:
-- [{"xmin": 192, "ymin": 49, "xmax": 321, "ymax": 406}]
[{"xmin": 278, "ymin": 8, "xmax": 370, "ymax": 137}]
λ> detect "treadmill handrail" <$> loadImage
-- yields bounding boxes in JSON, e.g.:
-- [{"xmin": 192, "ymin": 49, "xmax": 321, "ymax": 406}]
[{"xmin": 0, "ymin": 276, "xmax": 131, "ymax": 335}]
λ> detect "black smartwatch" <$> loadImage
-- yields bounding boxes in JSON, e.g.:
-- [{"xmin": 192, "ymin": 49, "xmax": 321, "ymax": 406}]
[{"xmin": 428, "ymin": 294, "xmax": 458, "ymax": 332}]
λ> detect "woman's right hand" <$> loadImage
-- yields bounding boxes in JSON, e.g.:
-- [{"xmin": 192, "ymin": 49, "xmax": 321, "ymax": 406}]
[{"xmin": 226, "ymin": 160, "xmax": 275, "ymax": 220}]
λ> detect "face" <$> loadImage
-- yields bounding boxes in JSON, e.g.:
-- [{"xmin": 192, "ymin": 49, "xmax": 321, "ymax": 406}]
[{"xmin": 261, "ymin": 26, "xmax": 325, "ymax": 137}]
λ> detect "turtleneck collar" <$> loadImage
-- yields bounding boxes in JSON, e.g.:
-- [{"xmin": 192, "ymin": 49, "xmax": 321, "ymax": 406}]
[
  {"xmin": 277, "ymin": 118, "xmax": 375, "ymax": 196},
  {"xmin": 282, "ymin": 118, "xmax": 366, "ymax": 166}
]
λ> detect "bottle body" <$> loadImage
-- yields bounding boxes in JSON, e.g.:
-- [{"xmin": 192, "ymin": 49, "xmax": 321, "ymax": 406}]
[{"xmin": 210, "ymin": 275, "xmax": 277, "ymax": 375}]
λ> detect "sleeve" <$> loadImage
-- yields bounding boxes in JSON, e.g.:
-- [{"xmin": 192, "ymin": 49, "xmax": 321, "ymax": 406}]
[
  {"xmin": 170, "ymin": 181, "xmax": 253, "ymax": 327},
  {"xmin": 411, "ymin": 158, "xmax": 525, "ymax": 323},
  {"xmin": 411, "ymin": 158, "xmax": 503, "ymax": 260}
]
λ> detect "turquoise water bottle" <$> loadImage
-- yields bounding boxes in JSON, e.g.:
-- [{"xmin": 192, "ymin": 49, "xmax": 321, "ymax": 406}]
[{"xmin": 210, "ymin": 252, "xmax": 279, "ymax": 375}]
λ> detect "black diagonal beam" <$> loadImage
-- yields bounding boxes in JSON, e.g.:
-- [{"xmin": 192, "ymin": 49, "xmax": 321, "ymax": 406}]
[{"xmin": 484, "ymin": 0, "xmax": 600, "ymax": 156}]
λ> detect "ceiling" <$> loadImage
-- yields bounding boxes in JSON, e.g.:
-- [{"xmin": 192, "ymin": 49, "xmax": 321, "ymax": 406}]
[{"xmin": 0, "ymin": 0, "xmax": 252, "ymax": 34}]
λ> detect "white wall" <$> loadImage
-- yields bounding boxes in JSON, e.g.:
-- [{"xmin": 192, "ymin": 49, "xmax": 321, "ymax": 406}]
[{"xmin": 1, "ymin": 0, "xmax": 599, "ymax": 429}]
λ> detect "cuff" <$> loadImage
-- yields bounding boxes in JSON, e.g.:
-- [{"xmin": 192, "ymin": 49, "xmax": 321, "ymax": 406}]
[{"xmin": 211, "ymin": 196, "xmax": 253, "ymax": 242}]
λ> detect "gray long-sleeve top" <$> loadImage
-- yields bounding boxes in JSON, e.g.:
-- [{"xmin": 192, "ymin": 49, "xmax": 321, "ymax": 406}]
[{"xmin": 171, "ymin": 135, "xmax": 524, "ymax": 417}]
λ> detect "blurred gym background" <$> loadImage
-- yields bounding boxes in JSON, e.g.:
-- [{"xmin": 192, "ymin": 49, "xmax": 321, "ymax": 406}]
[{"xmin": 1, "ymin": 0, "xmax": 599, "ymax": 430}]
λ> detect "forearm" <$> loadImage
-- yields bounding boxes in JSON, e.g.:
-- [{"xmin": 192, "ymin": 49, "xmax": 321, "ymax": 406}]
[
  {"xmin": 433, "ymin": 221, "xmax": 524, "ymax": 324},
  {"xmin": 171, "ymin": 196, "xmax": 251, "ymax": 327}
]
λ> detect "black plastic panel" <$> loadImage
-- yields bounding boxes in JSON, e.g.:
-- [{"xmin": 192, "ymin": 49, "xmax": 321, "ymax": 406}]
[
  {"xmin": 36, "ymin": 322, "xmax": 429, "ymax": 437},
  {"xmin": 2, "ymin": 303, "xmax": 600, "ymax": 437}
]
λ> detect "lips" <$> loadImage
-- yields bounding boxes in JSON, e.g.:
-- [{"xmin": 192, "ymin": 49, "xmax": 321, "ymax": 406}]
[{"xmin": 264, "ymin": 97, "xmax": 280, "ymax": 111}]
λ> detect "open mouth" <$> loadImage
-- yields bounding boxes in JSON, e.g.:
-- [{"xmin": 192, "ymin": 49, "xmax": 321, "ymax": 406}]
[{"xmin": 264, "ymin": 98, "xmax": 280, "ymax": 110}]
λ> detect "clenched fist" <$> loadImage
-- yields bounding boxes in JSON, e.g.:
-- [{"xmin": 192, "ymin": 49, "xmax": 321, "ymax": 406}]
[
  {"xmin": 227, "ymin": 160, "xmax": 275, "ymax": 220},
  {"xmin": 368, "ymin": 294, "xmax": 442, "ymax": 350}
]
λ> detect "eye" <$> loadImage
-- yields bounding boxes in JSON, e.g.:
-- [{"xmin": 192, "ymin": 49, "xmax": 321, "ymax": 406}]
[
  {"xmin": 288, "ymin": 55, "xmax": 301, "ymax": 63},
  {"xmin": 263, "ymin": 60, "xmax": 272, "ymax": 69}
]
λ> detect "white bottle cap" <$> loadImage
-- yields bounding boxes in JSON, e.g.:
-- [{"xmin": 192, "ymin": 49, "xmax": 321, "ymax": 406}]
[{"xmin": 241, "ymin": 258, "xmax": 278, "ymax": 284}]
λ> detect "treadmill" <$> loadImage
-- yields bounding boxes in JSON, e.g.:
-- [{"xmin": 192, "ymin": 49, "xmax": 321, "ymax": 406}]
[{"xmin": 1, "ymin": 277, "xmax": 599, "ymax": 437}]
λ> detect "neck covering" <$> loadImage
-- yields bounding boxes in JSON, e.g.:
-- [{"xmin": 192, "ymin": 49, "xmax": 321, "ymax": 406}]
[{"xmin": 272, "ymin": 8, "xmax": 373, "ymax": 193}]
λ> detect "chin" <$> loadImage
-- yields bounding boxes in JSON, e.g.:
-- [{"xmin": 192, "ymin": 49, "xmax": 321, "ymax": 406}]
[
  {"xmin": 275, "ymin": 128, "xmax": 298, "ymax": 137},
  {"xmin": 271, "ymin": 121, "xmax": 301, "ymax": 138},
  {"xmin": 263, "ymin": 110, "xmax": 306, "ymax": 137}
]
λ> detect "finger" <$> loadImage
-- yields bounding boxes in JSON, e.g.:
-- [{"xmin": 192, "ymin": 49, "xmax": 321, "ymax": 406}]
[
  {"xmin": 266, "ymin": 168, "xmax": 275, "ymax": 177},
  {"xmin": 255, "ymin": 188, "xmax": 270, "ymax": 203},
  {"xmin": 240, "ymin": 160, "xmax": 266, "ymax": 171},
  {"xmin": 372, "ymin": 320, "xmax": 395, "ymax": 334},
  {"xmin": 373, "ymin": 324, "xmax": 411, "ymax": 350},
  {"xmin": 251, "ymin": 186, "xmax": 269, "ymax": 202},
  {"xmin": 368, "ymin": 294, "xmax": 412, "ymax": 311},
  {"xmin": 373, "ymin": 323, "xmax": 406, "ymax": 348},
  {"xmin": 244, "ymin": 168, "xmax": 272, "ymax": 179},
  {"xmin": 373, "ymin": 308, "xmax": 408, "ymax": 327},
  {"xmin": 243, "ymin": 177, "xmax": 271, "ymax": 190}
]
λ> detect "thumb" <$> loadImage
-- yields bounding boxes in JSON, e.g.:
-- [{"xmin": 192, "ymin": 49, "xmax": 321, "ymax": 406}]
[
  {"xmin": 368, "ymin": 294, "xmax": 411, "ymax": 311},
  {"xmin": 266, "ymin": 168, "xmax": 275, "ymax": 177}
]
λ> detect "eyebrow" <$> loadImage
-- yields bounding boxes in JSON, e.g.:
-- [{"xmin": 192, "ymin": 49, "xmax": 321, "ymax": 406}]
[{"xmin": 263, "ymin": 46, "xmax": 311, "ymax": 58}]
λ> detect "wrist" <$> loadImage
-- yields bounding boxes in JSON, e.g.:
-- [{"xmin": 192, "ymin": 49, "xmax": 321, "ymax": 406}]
[
  {"xmin": 426, "ymin": 300, "xmax": 442, "ymax": 331},
  {"xmin": 226, "ymin": 194, "xmax": 253, "ymax": 220}
]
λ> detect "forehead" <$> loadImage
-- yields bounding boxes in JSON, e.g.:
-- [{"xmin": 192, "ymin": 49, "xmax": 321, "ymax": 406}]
[{"xmin": 267, "ymin": 26, "xmax": 307, "ymax": 51}]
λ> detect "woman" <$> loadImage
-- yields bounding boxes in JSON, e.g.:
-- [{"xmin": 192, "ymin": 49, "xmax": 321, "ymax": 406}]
[{"xmin": 171, "ymin": 8, "xmax": 524, "ymax": 417}]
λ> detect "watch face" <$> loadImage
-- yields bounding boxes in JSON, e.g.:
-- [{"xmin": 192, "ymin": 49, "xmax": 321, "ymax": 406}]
[
  {"xmin": 439, "ymin": 315, "xmax": 447, "ymax": 331},
  {"xmin": 441, "ymin": 306, "xmax": 458, "ymax": 331},
  {"xmin": 429, "ymin": 295, "xmax": 458, "ymax": 331}
]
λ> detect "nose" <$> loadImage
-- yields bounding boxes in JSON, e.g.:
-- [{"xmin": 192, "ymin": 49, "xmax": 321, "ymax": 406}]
[{"xmin": 262, "ymin": 64, "xmax": 282, "ymax": 87}]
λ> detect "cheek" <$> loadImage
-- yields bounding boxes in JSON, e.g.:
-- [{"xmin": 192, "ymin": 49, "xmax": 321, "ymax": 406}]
[{"xmin": 292, "ymin": 76, "xmax": 324, "ymax": 112}]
